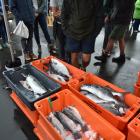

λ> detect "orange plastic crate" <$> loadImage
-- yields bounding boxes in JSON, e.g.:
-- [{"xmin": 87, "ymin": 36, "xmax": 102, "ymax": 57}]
[
  {"xmin": 10, "ymin": 92, "xmax": 39, "ymax": 126},
  {"xmin": 31, "ymin": 56, "xmax": 85, "ymax": 88},
  {"xmin": 68, "ymin": 73, "xmax": 140, "ymax": 131},
  {"xmin": 127, "ymin": 113, "xmax": 140, "ymax": 140},
  {"xmin": 34, "ymin": 89, "xmax": 125, "ymax": 140}
]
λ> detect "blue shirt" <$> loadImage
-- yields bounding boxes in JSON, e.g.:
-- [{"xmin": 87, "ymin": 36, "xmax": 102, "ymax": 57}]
[{"xmin": 9, "ymin": 0, "xmax": 35, "ymax": 24}]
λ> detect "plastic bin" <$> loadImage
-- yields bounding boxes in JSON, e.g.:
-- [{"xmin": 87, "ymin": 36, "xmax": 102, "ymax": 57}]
[
  {"xmin": 3, "ymin": 64, "xmax": 61, "ymax": 110},
  {"xmin": 34, "ymin": 89, "xmax": 125, "ymax": 140},
  {"xmin": 68, "ymin": 73, "xmax": 140, "ymax": 131},
  {"xmin": 31, "ymin": 56, "xmax": 85, "ymax": 88},
  {"xmin": 10, "ymin": 92, "xmax": 39, "ymax": 126},
  {"xmin": 127, "ymin": 113, "xmax": 140, "ymax": 140}
]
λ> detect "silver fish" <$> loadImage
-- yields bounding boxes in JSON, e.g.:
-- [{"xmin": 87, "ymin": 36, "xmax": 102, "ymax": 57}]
[
  {"xmin": 55, "ymin": 112, "xmax": 82, "ymax": 139},
  {"xmin": 47, "ymin": 72, "xmax": 66, "ymax": 82},
  {"xmin": 50, "ymin": 58, "xmax": 72, "ymax": 79},
  {"xmin": 48, "ymin": 112, "xmax": 67, "ymax": 138},
  {"xmin": 21, "ymin": 74, "xmax": 47, "ymax": 94},
  {"xmin": 80, "ymin": 84, "xmax": 128, "ymax": 115},
  {"xmin": 63, "ymin": 106, "xmax": 88, "ymax": 132}
]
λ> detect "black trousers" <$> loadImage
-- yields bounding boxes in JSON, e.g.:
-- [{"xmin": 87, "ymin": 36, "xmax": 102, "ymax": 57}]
[{"xmin": 21, "ymin": 22, "xmax": 34, "ymax": 54}]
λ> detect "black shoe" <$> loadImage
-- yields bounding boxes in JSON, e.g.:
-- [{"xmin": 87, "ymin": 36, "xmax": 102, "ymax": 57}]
[
  {"xmin": 94, "ymin": 54, "xmax": 107, "ymax": 62},
  {"xmin": 112, "ymin": 55, "xmax": 125, "ymax": 64}
]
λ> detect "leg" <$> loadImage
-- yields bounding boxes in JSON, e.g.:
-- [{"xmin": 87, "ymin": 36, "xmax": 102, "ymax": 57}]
[
  {"xmin": 82, "ymin": 53, "xmax": 91, "ymax": 68},
  {"xmin": 66, "ymin": 37, "xmax": 81, "ymax": 67},
  {"xmin": 34, "ymin": 16, "xmax": 41, "ymax": 46},
  {"xmin": 56, "ymin": 24, "xmax": 66, "ymax": 60},
  {"xmin": 26, "ymin": 23, "xmax": 34, "ymax": 54},
  {"xmin": 39, "ymin": 14, "xmax": 51, "ymax": 44},
  {"xmin": 103, "ymin": 22, "xmax": 112, "ymax": 50},
  {"xmin": 71, "ymin": 52, "xmax": 80, "ymax": 68},
  {"xmin": 119, "ymin": 38, "xmax": 125, "ymax": 55}
]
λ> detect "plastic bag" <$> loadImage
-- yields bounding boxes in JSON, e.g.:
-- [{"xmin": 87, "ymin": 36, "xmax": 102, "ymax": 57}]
[{"xmin": 13, "ymin": 21, "xmax": 29, "ymax": 39}]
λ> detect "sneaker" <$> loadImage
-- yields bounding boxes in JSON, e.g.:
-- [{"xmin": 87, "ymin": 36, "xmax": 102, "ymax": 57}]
[
  {"xmin": 94, "ymin": 53, "xmax": 107, "ymax": 63},
  {"xmin": 25, "ymin": 53, "xmax": 31, "ymax": 61},
  {"xmin": 112, "ymin": 54, "xmax": 125, "ymax": 64},
  {"xmin": 30, "ymin": 53, "xmax": 38, "ymax": 60}
]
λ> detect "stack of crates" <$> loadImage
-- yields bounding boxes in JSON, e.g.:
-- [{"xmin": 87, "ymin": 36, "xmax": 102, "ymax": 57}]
[{"xmin": 3, "ymin": 56, "xmax": 140, "ymax": 140}]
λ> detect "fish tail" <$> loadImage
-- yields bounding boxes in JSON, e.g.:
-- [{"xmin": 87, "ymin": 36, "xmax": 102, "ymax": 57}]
[
  {"xmin": 73, "ymin": 132, "xmax": 82, "ymax": 139},
  {"xmin": 82, "ymin": 124, "xmax": 89, "ymax": 132}
]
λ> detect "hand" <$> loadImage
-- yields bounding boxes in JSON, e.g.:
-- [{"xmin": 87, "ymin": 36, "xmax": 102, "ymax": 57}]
[
  {"xmin": 35, "ymin": 12, "xmax": 39, "ymax": 17},
  {"xmin": 104, "ymin": 16, "xmax": 109, "ymax": 23}
]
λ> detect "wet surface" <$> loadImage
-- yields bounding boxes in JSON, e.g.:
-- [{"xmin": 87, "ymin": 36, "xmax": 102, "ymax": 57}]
[{"xmin": 0, "ymin": 26, "xmax": 140, "ymax": 139}]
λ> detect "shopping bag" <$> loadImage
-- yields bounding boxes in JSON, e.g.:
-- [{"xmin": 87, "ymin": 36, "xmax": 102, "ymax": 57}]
[{"xmin": 13, "ymin": 21, "xmax": 29, "ymax": 38}]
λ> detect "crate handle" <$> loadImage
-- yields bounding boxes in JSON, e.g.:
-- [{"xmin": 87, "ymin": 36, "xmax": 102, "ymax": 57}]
[
  {"xmin": 48, "ymin": 96, "xmax": 58, "ymax": 112},
  {"xmin": 79, "ymin": 77, "xmax": 85, "ymax": 82}
]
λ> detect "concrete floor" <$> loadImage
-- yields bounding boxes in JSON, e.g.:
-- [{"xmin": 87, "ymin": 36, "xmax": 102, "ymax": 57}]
[{"xmin": 0, "ymin": 26, "xmax": 140, "ymax": 140}]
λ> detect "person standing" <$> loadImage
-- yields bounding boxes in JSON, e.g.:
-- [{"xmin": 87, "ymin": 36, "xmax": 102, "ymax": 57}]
[
  {"xmin": 0, "ymin": 0, "xmax": 8, "ymax": 50},
  {"xmin": 9, "ymin": 0, "xmax": 37, "ymax": 61},
  {"xmin": 50, "ymin": 0, "xmax": 70, "ymax": 62},
  {"xmin": 133, "ymin": 0, "xmax": 140, "ymax": 33},
  {"xmin": 33, "ymin": 0, "xmax": 53, "ymax": 53},
  {"xmin": 61, "ymin": 0, "xmax": 104, "ymax": 70},
  {"xmin": 95, "ymin": 0, "xmax": 135, "ymax": 64}
]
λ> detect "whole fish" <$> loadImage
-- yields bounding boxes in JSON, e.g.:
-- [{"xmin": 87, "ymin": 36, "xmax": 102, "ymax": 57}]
[
  {"xmin": 80, "ymin": 84, "xmax": 128, "ymax": 115},
  {"xmin": 55, "ymin": 112, "xmax": 82, "ymax": 139},
  {"xmin": 50, "ymin": 58, "xmax": 71, "ymax": 79},
  {"xmin": 47, "ymin": 72, "xmax": 66, "ymax": 82},
  {"xmin": 63, "ymin": 106, "xmax": 88, "ymax": 132},
  {"xmin": 80, "ymin": 84, "xmax": 118, "ymax": 103},
  {"xmin": 48, "ymin": 112, "xmax": 67, "ymax": 138},
  {"xmin": 21, "ymin": 74, "xmax": 47, "ymax": 94}
]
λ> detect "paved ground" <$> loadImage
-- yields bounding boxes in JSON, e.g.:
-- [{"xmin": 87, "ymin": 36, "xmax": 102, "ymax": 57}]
[{"xmin": 0, "ymin": 25, "xmax": 140, "ymax": 140}]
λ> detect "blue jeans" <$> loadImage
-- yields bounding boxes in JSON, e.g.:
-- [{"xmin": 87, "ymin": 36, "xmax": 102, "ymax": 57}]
[
  {"xmin": 0, "ymin": 17, "xmax": 7, "ymax": 43},
  {"xmin": 34, "ymin": 13, "xmax": 51, "ymax": 46}
]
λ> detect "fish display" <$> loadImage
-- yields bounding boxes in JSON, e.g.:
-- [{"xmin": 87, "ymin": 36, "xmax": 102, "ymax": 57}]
[
  {"xmin": 80, "ymin": 84, "xmax": 129, "ymax": 116},
  {"xmin": 45, "ymin": 58, "xmax": 72, "ymax": 82},
  {"xmin": 47, "ymin": 106, "xmax": 104, "ymax": 140},
  {"xmin": 20, "ymin": 74, "xmax": 47, "ymax": 97}
]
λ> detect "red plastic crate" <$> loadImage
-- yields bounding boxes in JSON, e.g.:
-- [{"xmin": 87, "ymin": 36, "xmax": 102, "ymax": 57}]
[
  {"xmin": 127, "ymin": 113, "xmax": 140, "ymax": 140},
  {"xmin": 31, "ymin": 56, "xmax": 85, "ymax": 88},
  {"xmin": 34, "ymin": 89, "xmax": 125, "ymax": 140},
  {"xmin": 68, "ymin": 73, "xmax": 140, "ymax": 131},
  {"xmin": 10, "ymin": 92, "xmax": 39, "ymax": 126}
]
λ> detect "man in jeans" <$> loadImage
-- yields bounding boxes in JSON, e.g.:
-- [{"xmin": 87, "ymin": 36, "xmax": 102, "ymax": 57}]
[
  {"xmin": 33, "ymin": 0, "xmax": 53, "ymax": 53},
  {"xmin": 9, "ymin": 0, "xmax": 37, "ymax": 61}
]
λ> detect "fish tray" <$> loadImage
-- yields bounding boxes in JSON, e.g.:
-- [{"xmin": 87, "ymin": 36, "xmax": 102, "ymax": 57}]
[
  {"xmin": 68, "ymin": 73, "xmax": 140, "ymax": 132},
  {"xmin": 34, "ymin": 89, "xmax": 125, "ymax": 140},
  {"xmin": 127, "ymin": 113, "xmax": 140, "ymax": 140},
  {"xmin": 31, "ymin": 56, "xmax": 85, "ymax": 88},
  {"xmin": 3, "ymin": 64, "xmax": 61, "ymax": 110},
  {"xmin": 10, "ymin": 92, "xmax": 39, "ymax": 126}
]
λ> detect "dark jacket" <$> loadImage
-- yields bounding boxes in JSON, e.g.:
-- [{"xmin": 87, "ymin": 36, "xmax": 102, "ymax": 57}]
[
  {"xmin": 37, "ymin": 0, "xmax": 48, "ymax": 15},
  {"xmin": 9, "ymin": 0, "xmax": 35, "ymax": 24},
  {"xmin": 111, "ymin": 0, "xmax": 135, "ymax": 25},
  {"xmin": 61, "ymin": 0, "xmax": 102, "ymax": 40}
]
